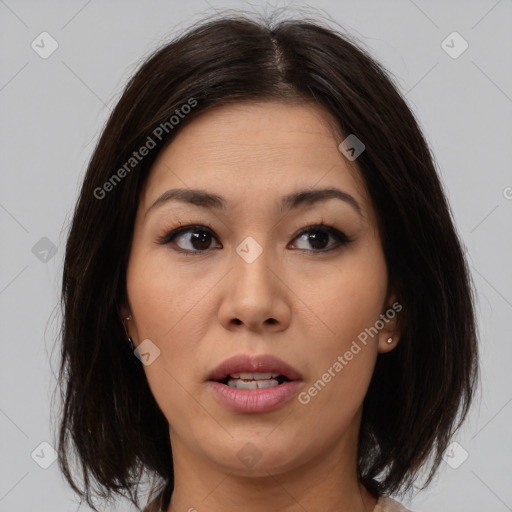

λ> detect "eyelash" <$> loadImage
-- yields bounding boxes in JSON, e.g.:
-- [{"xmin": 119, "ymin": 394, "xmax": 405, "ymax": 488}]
[{"xmin": 156, "ymin": 220, "xmax": 353, "ymax": 256}]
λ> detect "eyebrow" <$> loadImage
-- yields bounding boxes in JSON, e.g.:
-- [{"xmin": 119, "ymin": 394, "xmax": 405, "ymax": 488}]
[{"xmin": 145, "ymin": 187, "xmax": 363, "ymax": 218}]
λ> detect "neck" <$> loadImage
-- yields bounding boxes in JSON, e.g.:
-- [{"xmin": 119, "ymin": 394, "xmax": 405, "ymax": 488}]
[{"xmin": 165, "ymin": 413, "xmax": 377, "ymax": 512}]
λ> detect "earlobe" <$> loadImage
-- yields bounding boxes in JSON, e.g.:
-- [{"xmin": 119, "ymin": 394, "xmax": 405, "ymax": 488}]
[
  {"xmin": 121, "ymin": 313, "xmax": 136, "ymax": 351},
  {"xmin": 377, "ymin": 294, "xmax": 402, "ymax": 353},
  {"xmin": 120, "ymin": 308, "xmax": 132, "ymax": 329},
  {"xmin": 378, "ymin": 333, "xmax": 400, "ymax": 353},
  {"xmin": 118, "ymin": 293, "xmax": 132, "ymax": 319},
  {"xmin": 119, "ymin": 303, "xmax": 137, "ymax": 351}
]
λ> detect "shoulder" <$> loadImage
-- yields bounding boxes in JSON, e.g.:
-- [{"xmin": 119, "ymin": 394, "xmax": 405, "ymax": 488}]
[
  {"xmin": 374, "ymin": 496, "xmax": 412, "ymax": 512},
  {"xmin": 142, "ymin": 495, "xmax": 411, "ymax": 511}
]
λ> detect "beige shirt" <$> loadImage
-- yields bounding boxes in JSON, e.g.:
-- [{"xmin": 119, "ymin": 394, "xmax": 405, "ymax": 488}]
[
  {"xmin": 143, "ymin": 495, "xmax": 410, "ymax": 511},
  {"xmin": 374, "ymin": 496, "xmax": 411, "ymax": 511}
]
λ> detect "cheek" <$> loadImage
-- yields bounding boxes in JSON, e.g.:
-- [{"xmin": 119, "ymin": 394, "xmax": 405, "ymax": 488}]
[
  {"xmin": 125, "ymin": 247, "xmax": 212, "ymax": 428},
  {"xmin": 126, "ymin": 242, "xmax": 215, "ymax": 341},
  {"xmin": 125, "ymin": 244, "xmax": 206, "ymax": 399},
  {"xmin": 307, "ymin": 238, "xmax": 388, "ymax": 349},
  {"xmin": 294, "ymin": 239, "xmax": 387, "ymax": 416}
]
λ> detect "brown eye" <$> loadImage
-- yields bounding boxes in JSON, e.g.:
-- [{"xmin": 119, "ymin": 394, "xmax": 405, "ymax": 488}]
[
  {"xmin": 158, "ymin": 223, "xmax": 352, "ymax": 255},
  {"xmin": 291, "ymin": 225, "xmax": 351, "ymax": 253},
  {"xmin": 158, "ymin": 225, "xmax": 221, "ymax": 252}
]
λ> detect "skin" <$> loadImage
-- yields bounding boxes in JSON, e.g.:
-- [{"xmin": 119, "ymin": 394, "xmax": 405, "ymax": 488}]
[{"xmin": 123, "ymin": 100, "xmax": 401, "ymax": 512}]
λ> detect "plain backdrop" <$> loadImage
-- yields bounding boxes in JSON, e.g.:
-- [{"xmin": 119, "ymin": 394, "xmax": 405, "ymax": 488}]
[{"xmin": 1, "ymin": 1, "xmax": 511, "ymax": 511}]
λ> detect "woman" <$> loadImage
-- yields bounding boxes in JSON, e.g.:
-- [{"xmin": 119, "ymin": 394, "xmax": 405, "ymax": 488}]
[{"xmin": 55, "ymin": 13, "xmax": 479, "ymax": 512}]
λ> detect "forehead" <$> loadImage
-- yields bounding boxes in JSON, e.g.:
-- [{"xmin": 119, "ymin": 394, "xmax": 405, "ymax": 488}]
[{"xmin": 142, "ymin": 100, "xmax": 371, "ymax": 216}]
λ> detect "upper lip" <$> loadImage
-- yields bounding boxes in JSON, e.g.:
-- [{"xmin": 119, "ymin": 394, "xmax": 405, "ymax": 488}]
[{"xmin": 207, "ymin": 353, "xmax": 303, "ymax": 382}]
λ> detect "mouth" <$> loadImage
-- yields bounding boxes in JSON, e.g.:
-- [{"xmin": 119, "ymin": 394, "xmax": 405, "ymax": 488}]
[
  {"xmin": 207, "ymin": 354, "xmax": 303, "ymax": 413},
  {"xmin": 217, "ymin": 372, "xmax": 292, "ymax": 389},
  {"xmin": 207, "ymin": 353, "xmax": 302, "ymax": 384}
]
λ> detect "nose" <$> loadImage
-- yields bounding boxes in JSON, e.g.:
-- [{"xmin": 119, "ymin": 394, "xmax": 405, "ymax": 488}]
[{"xmin": 217, "ymin": 240, "xmax": 291, "ymax": 333}]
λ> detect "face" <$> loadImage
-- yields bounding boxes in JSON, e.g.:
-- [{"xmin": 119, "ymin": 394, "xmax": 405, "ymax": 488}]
[{"xmin": 123, "ymin": 100, "xmax": 400, "ymax": 479}]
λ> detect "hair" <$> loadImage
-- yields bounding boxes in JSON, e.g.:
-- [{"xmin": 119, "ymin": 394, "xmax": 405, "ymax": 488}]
[{"xmin": 55, "ymin": 11, "xmax": 479, "ymax": 512}]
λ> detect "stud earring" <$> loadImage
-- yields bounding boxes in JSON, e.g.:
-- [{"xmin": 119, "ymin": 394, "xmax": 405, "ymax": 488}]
[
  {"xmin": 122, "ymin": 315, "xmax": 135, "ymax": 351},
  {"xmin": 386, "ymin": 337, "xmax": 393, "ymax": 344}
]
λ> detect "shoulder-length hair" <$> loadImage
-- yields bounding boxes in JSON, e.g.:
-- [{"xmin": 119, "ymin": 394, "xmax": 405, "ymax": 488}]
[{"xmin": 55, "ymin": 12, "xmax": 479, "ymax": 512}]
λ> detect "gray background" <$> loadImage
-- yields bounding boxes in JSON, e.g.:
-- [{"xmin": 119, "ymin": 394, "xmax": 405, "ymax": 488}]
[{"xmin": 1, "ymin": 0, "xmax": 511, "ymax": 511}]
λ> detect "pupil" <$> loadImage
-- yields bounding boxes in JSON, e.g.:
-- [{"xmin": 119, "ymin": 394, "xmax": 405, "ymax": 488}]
[
  {"xmin": 191, "ymin": 231, "xmax": 211, "ymax": 250},
  {"xmin": 309, "ymin": 230, "xmax": 328, "ymax": 250}
]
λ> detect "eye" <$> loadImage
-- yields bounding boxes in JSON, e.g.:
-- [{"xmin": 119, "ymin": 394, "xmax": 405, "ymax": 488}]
[
  {"xmin": 290, "ymin": 223, "xmax": 352, "ymax": 253},
  {"xmin": 157, "ymin": 222, "xmax": 353, "ymax": 255},
  {"xmin": 157, "ymin": 225, "xmax": 221, "ymax": 253}
]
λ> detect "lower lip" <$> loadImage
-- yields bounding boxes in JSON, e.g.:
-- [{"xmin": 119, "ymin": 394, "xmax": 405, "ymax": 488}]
[{"xmin": 208, "ymin": 380, "xmax": 302, "ymax": 413}]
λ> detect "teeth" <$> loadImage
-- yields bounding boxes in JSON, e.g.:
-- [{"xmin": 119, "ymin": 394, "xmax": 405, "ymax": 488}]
[
  {"xmin": 223, "ymin": 372, "xmax": 285, "ymax": 390},
  {"xmin": 229, "ymin": 372, "xmax": 280, "ymax": 379},
  {"xmin": 227, "ymin": 378, "xmax": 280, "ymax": 389}
]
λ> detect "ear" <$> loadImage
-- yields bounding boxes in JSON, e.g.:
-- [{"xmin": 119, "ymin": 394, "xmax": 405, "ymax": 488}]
[
  {"xmin": 119, "ymin": 303, "xmax": 132, "ymax": 324},
  {"xmin": 120, "ymin": 306, "xmax": 132, "ymax": 321},
  {"xmin": 377, "ymin": 293, "xmax": 403, "ymax": 354},
  {"xmin": 118, "ymin": 293, "xmax": 132, "ymax": 322},
  {"xmin": 118, "ymin": 298, "xmax": 135, "ymax": 338}
]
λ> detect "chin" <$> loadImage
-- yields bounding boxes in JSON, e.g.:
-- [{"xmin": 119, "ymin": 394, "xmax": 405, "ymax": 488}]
[{"xmin": 200, "ymin": 435, "xmax": 308, "ymax": 477}]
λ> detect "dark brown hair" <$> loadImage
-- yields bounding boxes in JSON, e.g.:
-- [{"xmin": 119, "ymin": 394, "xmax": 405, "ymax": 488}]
[{"xmin": 54, "ymin": 11, "xmax": 479, "ymax": 512}]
